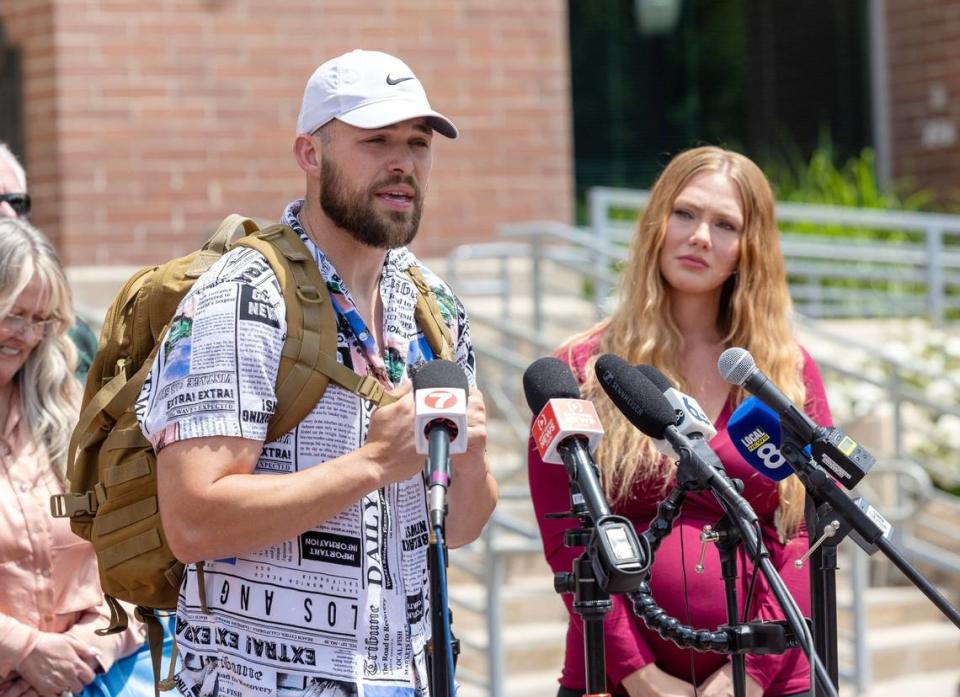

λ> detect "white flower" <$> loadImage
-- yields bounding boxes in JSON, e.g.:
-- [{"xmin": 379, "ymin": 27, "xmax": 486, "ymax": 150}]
[
  {"xmin": 925, "ymin": 378, "xmax": 957, "ymax": 404},
  {"xmin": 933, "ymin": 413, "xmax": 960, "ymax": 450},
  {"xmin": 944, "ymin": 336, "xmax": 960, "ymax": 358},
  {"xmin": 881, "ymin": 342, "xmax": 911, "ymax": 366}
]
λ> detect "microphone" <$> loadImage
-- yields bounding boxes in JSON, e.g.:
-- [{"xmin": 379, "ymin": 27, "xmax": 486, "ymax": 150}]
[
  {"xmin": 718, "ymin": 347, "xmax": 875, "ymax": 489},
  {"xmin": 727, "ymin": 397, "xmax": 892, "ymax": 556},
  {"xmin": 412, "ymin": 360, "xmax": 469, "ymax": 528},
  {"xmin": 523, "ymin": 357, "xmax": 649, "ymax": 591},
  {"xmin": 727, "ymin": 397, "xmax": 795, "ymax": 481},
  {"xmin": 594, "ymin": 355, "xmax": 758, "ymax": 525},
  {"xmin": 636, "ymin": 364, "xmax": 717, "ymax": 460}
]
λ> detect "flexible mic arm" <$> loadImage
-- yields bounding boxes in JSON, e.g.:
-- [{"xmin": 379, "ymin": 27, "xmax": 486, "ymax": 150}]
[{"xmin": 627, "ymin": 470, "xmax": 796, "ymax": 656}]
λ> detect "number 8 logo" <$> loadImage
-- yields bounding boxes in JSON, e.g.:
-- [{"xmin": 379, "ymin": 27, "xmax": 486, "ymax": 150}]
[{"xmin": 757, "ymin": 442, "xmax": 784, "ymax": 469}]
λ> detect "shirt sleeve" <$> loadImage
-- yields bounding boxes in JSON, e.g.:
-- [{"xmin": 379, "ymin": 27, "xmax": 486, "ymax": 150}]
[
  {"xmin": 452, "ymin": 296, "xmax": 478, "ymax": 389},
  {"xmin": 138, "ymin": 267, "xmax": 287, "ymax": 449}
]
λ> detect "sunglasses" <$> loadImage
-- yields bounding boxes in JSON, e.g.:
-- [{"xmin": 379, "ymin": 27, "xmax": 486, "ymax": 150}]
[{"xmin": 0, "ymin": 193, "xmax": 31, "ymax": 218}]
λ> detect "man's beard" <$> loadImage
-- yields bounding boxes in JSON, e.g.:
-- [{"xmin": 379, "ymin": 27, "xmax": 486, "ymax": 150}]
[{"xmin": 319, "ymin": 158, "xmax": 423, "ymax": 249}]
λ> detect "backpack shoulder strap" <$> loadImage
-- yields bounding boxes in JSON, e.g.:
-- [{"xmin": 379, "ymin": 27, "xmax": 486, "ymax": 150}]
[
  {"xmin": 233, "ymin": 226, "xmax": 397, "ymax": 442},
  {"xmin": 407, "ymin": 265, "xmax": 455, "ymax": 361}
]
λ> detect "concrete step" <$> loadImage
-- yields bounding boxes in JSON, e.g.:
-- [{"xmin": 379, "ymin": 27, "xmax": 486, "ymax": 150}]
[
  {"xmin": 860, "ymin": 621, "xmax": 960, "ymax": 680},
  {"xmin": 837, "ymin": 585, "xmax": 953, "ymax": 629},
  {"xmin": 457, "ymin": 669, "xmax": 560, "ymax": 697},
  {"xmin": 847, "ymin": 668, "xmax": 960, "ymax": 697},
  {"xmin": 448, "ymin": 576, "xmax": 567, "ymax": 632},
  {"xmin": 456, "ymin": 620, "xmax": 567, "ymax": 680}
]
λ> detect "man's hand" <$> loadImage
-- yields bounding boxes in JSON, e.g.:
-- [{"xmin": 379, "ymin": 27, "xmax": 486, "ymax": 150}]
[
  {"xmin": 451, "ymin": 387, "xmax": 487, "ymax": 475},
  {"xmin": 363, "ymin": 382, "xmax": 423, "ymax": 486},
  {"xmin": 621, "ymin": 663, "xmax": 696, "ymax": 697},
  {"xmin": 698, "ymin": 663, "xmax": 764, "ymax": 697},
  {"xmin": 16, "ymin": 633, "xmax": 99, "ymax": 696}
]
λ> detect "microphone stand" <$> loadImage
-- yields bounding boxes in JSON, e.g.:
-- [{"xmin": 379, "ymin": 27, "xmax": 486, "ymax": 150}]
[
  {"xmin": 777, "ymin": 435, "xmax": 960, "ymax": 689},
  {"xmin": 549, "ymin": 484, "xmax": 614, "ymax": 697},
  {"xmin": 670, "ymin": 443, "xmax": 839, "ymax": 697},
  {"xmin": 802, "ymin": 494, "xmax": 844, "ymax": 688},
  {"xmin": 426, "ymin": 429, "xmax": 458, "ymax": 697}
]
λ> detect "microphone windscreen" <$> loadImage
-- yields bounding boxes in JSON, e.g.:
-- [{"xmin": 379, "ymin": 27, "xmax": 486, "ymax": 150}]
[
  {"xmin": 412, "ymin": 359, "xmax": 469, "ymax": 392},
  {"xmin": 594, "ymin": 354, "xmax": 674, "ymax": 438},
  {"xmin": 718, "ymin": 347, "xmax": 755, "ymax": 386},
  {"xmin": 726, "ymin": 396, "xmax": 794, "ymax": 481},
  {"xmin": 636, "ymin": 364, "xmax": 674, "ymax": 392},
  {"xmin": 522, "ymin": 356, "xmax": 581, "ymax": 415}
]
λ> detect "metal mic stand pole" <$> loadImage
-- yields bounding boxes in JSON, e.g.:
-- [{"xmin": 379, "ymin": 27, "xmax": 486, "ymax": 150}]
[
  {"xmin": 712, "ymin": 517, "xmax": 747, "ymax": 697},
  {"xmin": 780, "ymin": 439, "xmax": 960, "ymax": 632},
  {"xmin": 549, "ymin": 484, "xmax": 613, "ymax": 697},
  {"xmin": 426, "ymin": 429, "xmax": 457, "ymax": 697},
  {"xmin": 801, "ymin": 494, "xmax": 844, "ymax": 688}
]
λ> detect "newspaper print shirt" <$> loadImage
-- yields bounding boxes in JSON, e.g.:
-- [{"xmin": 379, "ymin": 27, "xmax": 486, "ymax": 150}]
[{"xmin": 136, "ymin": 199, "xmax": 476, "ymax": 697}]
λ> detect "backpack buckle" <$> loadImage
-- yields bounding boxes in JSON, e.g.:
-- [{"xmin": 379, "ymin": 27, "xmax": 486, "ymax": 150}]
[
  {"xmin": 355, "ymin": 376, "xmax": 385, "ymax": 403},
  {"xmin": 296, "ymin": 284, "xmax": 324, "ymax": 304},
  {"xmin": 49, "ymin": 491, "xmax": 98, "ymax": 518}
]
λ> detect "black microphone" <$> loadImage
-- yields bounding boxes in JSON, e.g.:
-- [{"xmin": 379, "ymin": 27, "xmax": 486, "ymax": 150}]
[
  {"xmin": 594, "ymin": 354, "xmax": 758, "ymax": 525},
  {"xmin": 718, "ymin": 347, "xmax": 874, "ymax": 489},
  {"xmin": 412, "ymin": 360, "xmax": 469, "ymax": 528},
  {"xmin": 523, "ymin": 357, "xmax": 649, "ymax": 591}
]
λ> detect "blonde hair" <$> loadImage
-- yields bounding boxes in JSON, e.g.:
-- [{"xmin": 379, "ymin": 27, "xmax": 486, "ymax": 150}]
[
  {"xmin": 565, "ymin": 146, "xmax": 807, "ymax": 538},
  {"xmin": 0, "ymin": 143, "xmax": 26, "ymax": 190},
  {"xmin": 0, "ymin": 218, "xmax": 78, "ymax": 474}
]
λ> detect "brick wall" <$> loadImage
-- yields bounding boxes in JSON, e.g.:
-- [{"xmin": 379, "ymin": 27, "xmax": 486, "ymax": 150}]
[
  {"xmin": 887, "ymin": 0, "xmax": 960, "ymax": 198},
  {"xmin": 0, "ymin": 0, "xmax": 573, "ymax": 266}
]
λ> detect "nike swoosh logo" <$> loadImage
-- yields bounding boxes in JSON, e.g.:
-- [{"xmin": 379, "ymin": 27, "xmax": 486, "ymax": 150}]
[{"xmin": 386, "ymin": 75, "xmax": 415, "ymax": 85}]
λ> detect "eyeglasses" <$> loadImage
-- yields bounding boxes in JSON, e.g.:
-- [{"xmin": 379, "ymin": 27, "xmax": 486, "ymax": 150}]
[
  {"xmin": 0, "ymin": 193, "xmax": 31, "ymax": 218},
  {"xmin": 0, "ymin": 314, "xmax": 61, "ymax": 340}
]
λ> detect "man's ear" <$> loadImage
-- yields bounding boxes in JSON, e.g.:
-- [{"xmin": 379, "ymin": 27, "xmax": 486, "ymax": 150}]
[{"xmin": 293, "ymin": 133, "xmax": 322, "ymax": 176}]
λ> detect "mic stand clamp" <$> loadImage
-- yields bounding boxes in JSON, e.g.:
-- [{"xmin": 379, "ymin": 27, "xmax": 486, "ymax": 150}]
[{"xmin": 548, "ymin": 500, "xmax": 614, "ymax": 697}]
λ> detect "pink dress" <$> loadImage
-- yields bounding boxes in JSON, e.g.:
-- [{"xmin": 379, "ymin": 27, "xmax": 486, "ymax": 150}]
[{"xmin": 528, "ymin": 333, "xmax": 832, "ymax": 696}]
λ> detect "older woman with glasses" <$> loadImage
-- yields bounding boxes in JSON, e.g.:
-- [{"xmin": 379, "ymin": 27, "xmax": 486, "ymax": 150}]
[{"xmin": 0, "ymin": 218, "xmax": 142, "ymax": 697}]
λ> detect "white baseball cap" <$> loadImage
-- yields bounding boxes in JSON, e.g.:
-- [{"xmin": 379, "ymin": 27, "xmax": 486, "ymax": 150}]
[{"xmin": 296, "ymin": 49, "xmax": 458, "ymax": 139}]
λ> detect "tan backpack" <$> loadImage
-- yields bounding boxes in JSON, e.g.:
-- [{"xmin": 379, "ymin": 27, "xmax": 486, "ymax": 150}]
[{"xmin": 50, "ymin": 214, "xmax": 454, "ymax": 690}]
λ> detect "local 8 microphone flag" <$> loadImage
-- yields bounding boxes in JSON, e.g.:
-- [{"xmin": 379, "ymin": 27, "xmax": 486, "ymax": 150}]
[
  {"xmin": 414, "ymin": 386, "xmax": 469, "ymax": 455},
  {"xmin": 531, "ymin": 399, "xmax": 604, "ymax": 465}
]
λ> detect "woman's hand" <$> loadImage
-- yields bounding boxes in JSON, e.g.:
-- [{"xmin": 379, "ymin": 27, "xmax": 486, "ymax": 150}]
[
  {"xmin": 0, "ymin": 677, "xmax": 40, "ymax": 697},
  {"xmin": 698, "ymin": 663, "xmax": 764, "ymax": 697},
  {"xmin": 620, "ymin": 663, "xmax": 696, "ymax": 697},
  {"xmin": 16, "ymin": 632, "xmax": 99, "ymax": 695}
]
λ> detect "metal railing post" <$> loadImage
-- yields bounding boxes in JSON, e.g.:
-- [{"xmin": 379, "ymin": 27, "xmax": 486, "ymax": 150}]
[
  {"xmin": 486, "ymin": 533, "xmax": 505, "ymax": 697},
  {"xmin": 890, "ymin": 368, "xmax": 904, "ymax": 458},
  {"xmin": 530, "ymin": 235, "xmax": 544, "ymax": 336},
  {"xmin": 589, "ymin": 188, "xmax": 616, "ymax": 319},
  {"xmin": 850, "ymin": 548, "xmax": 871, "ymax": 694},
  {"xmin": 926, "ymin": 226, "xmax": 945, "ymax": 325}
]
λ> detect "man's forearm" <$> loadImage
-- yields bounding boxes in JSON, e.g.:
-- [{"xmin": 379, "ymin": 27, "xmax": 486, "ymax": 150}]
[
  {"xmin": 443, "ymin": 456, "xmax": 498, "ymax": 548},
  {"xmin": 158, "ymin": 439, "xmax": 385, "ymax": 563}
]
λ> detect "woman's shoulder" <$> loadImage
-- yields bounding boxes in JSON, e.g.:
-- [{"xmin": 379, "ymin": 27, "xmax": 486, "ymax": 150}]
[{"xmin": 552, "ymin": 325, "xmax": 606, "ymax": 383}]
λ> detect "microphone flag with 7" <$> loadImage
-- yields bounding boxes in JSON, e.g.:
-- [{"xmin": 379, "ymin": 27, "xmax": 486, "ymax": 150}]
[{"xmin": 414, "ymin": 384, "xmax": 468, "ymax": 456}]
